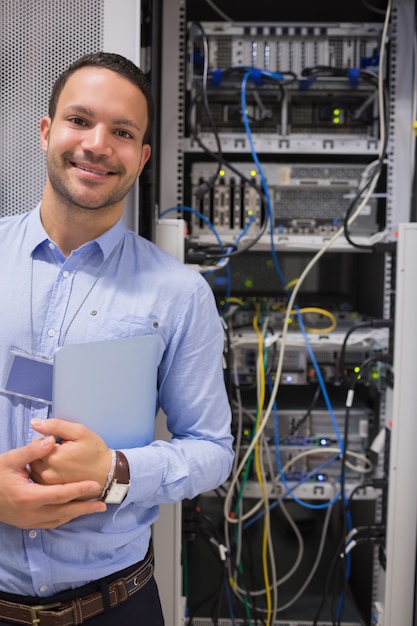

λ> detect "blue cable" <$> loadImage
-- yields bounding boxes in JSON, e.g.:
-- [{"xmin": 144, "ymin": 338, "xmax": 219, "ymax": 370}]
[
  {"xmin": 158, "ymin": 206, "xmax": 256, "ymax": 304},
  {"xmin": 158, "ymin": 205, "xmax": 231, "ymax": 298},
  {"xmin": 268, "ymin": 378, "xmax": 342, "ymax": 511},
  {"xmin": 294, "ymin": 310, "xmax": 344, "ymax": 452},
  {"xmin": 159, "ymin": 205, "xmax": 223, "ymax": 247},
  {"xmin": 243, "ymin": 452, "xmax": 340, "ymax": 529},
  {"xmin": 241, "ymin": 69, "xmax": 344, "ymax": 452},
  {"xmin": 240, "ymin": 71, "xmax": 286, "ymax": 289},
  {"xmin": 224, "ymin": 576, "xmax": 236, "ymax": 625}
]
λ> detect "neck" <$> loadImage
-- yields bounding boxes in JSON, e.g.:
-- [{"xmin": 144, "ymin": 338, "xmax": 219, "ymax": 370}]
[{"xmin": 40, "ymin": 184, "xmax": 123, "ymax": 257}]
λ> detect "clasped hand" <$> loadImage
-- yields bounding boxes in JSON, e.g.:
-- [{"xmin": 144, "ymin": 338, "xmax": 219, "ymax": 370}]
[{"xmin": 0, "ymin": 419, "xmax": 111, "ymax": 529}]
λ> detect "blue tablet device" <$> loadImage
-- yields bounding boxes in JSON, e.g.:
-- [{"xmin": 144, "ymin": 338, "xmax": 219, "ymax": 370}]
[{"xmin": 52, "ymin": 335, "xmax": 160, "ymax": 449}]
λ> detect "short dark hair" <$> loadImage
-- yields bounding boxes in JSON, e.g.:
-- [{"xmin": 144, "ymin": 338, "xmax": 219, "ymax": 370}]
[{"xmin": 48, "ymin": 51, "xmax": 154, "ymax": 144}]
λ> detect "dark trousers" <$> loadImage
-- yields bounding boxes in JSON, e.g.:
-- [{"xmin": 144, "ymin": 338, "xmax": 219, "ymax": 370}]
[{"xmin": 0, "ymin": 559, "xmax": 165, "ymax": 626}]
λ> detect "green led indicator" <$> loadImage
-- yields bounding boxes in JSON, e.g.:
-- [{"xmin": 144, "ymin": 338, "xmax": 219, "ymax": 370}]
[
  {"xmin": 333, "ymin": 117, "xmax": 340, "ymax": 124},
  {"xmin": 334, "ymin": 109, "xmax": 340, "ymax": 115},
  {"xmin": 244, "ymin": 279, "xmax": 254, "ymax": 288}
]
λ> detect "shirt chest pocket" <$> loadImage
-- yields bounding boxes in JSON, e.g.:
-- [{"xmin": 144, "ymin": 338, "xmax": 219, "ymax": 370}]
[{"xmin": 85, "ymin": 314, "xmax": 160, "ymax": 342}]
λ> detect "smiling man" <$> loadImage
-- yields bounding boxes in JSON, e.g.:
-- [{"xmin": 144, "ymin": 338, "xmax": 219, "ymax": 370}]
[
  {"xmin": 39, "ymin": 61, "xmax": 151, "ymax": 255},
  {"xmin": 0, "ymin": 52, "xmax": 233, "ymax": 625}
]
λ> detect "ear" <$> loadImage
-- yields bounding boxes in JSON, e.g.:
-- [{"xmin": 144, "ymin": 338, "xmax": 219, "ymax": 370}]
[
  {"xmin": 137, "ymin": 144, "xmax": 151, "ymax": 177},
  {"xmin": 39, "ymin": 116, "xmax": 52, "ymax": 153}
]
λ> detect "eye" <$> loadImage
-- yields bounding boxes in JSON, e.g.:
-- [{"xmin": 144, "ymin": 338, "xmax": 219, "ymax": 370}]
[
  {"xmin": 115, "ymin": 129, "xmax": 134, "ymax": 139},
  {"xmin": 69, "ymin": 117, "xmax": 87, "ymax": 126}
]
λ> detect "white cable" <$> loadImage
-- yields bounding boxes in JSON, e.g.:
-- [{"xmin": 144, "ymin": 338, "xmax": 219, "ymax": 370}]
[
  {"xmin": 225, "ymin": 444, "xmax": 373, "ymax": 524},
  {"xmin": 263, "ymin": 444, "xmax": 304, "ymax": 589},
  {"xmin": 203, "ymin": 0, "xmax": 234, "ymax": 22},
  {"xmin": 254, "ymin": 321, "xmax": 278, "ymax": 624},
  {"xmin": 231, "ymin": 485, "xmax": 337, "ymax": 613},
  {"xmin": 275, "ymin": 446, "xmax": 373, "ymax": 479},
  {"xmin": 222, "ymin": 3, "xmax": 392, "ymax": 609},
  {"xmin": 225, "ymin": 444, "xmax": 372, "ymax": 525},
  {"xmin": 229, "ymin": 472, "xmax": 305, "ymax": 600},
  {"xmin": 223, "ymin": 6, "xmax": 388, "ymax": 517},
  {"xmin": 276, "ymin": 501, "xmax": 334, "ymax": 612}
]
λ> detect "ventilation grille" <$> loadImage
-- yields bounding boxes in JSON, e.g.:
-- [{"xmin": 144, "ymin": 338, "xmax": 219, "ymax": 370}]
[{"xmin": 1, "ymin": 0, "xmax": 104, "ymax": 218}]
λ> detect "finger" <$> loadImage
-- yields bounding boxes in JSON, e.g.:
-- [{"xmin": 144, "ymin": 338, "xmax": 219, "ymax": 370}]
[
  {"xmin": 31, "ymin": 417, "xmax": 88, "ymax": 441},
  {"xmin": 28, "ymin": 479, "xmax": 104, "ymax": 504},
  {"xmin": 4, "ymin": 435, "xmax": 56, "ymax": 468},
  {"xmin": 17, "ymin": 498, "xmax": 107, "ymax": 530}
]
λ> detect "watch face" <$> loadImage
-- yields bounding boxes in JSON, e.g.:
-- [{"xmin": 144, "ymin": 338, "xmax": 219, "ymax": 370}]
[{"xmin": 104, "ymin": 481, "xmax": 130, "ymax": 505}]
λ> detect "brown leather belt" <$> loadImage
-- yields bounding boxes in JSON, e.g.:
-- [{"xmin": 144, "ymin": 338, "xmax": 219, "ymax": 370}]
[{"xmin": 0, "ymin": 544, "xmax": 153, "ymax": 625}]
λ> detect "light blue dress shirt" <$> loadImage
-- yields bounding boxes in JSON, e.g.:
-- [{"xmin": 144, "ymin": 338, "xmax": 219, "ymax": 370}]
[{"xmin": 0, "ymin": 204, "xmax": 234, "ymax": 596}]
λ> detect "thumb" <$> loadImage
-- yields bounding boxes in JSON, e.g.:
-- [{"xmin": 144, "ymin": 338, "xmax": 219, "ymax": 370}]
[
  {"xmin": 5, "ymin": 436, "xmax": 56, "ymax": 469},
  {"xmin": 31, "ymin": 417, "xmax": 86, "ymax": 441}
]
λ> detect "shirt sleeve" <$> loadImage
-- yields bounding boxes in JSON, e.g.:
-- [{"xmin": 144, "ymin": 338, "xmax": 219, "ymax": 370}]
[{"xmin": 122, "ymin": 273, "xmax": 234, "ymax": 506}]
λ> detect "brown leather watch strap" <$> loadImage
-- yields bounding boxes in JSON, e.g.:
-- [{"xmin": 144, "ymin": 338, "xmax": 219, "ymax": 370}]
[
  {"xmin": 102, "ymin": 451, "xmax": 131, "ymax": 504},
  {"xmin": 114, "ymin": 450, "xmax": 130, "ymax": 484}
]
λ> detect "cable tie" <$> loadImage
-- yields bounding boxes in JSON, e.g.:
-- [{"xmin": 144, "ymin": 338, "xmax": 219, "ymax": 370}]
[
  {"xmin": 345, "ymin": 527, "xmax": 359, "ymax": 543},
  {"xmin": 209, "ymin": 538, "xmax": 227, "ymax": 562},
  {"xmin": 218, "ymin": 543, "xmax": 228, "ymax": 562},
  {"xmin": 346, "ymin": 388, "xmax": 355, "ymax": 408},
  {"xmin": 342, "ymin": 535, "xmax": 384, "ymax": 557},
  {"xmin": 342, "ymin": 540, "xmax": 357, "ymax": 557}
]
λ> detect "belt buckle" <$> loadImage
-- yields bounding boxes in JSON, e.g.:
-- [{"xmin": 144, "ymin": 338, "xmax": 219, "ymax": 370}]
[{"xmin": 30, "ymin": 603, "xmax": 62, "ymax": 625}]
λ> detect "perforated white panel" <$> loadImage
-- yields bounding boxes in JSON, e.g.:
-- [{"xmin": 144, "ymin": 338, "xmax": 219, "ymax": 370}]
[{"xmin": 1, "ymin": 0, "xmax": 104, "ymax": 217}]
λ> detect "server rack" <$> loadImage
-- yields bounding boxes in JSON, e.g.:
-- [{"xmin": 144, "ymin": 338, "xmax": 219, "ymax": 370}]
[{"xmin": 156, "ymin": 1, "xmax": 416, "ymax": 624}]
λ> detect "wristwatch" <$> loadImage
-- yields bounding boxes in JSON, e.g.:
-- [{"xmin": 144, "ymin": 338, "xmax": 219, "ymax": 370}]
[{"xmin": 103, "ymin": 451, "xmax": 131, "ymax": 504}]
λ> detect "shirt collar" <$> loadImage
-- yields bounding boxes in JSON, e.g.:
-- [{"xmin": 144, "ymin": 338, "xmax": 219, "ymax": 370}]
[{"xmin": 27, "ymin": 203, "xmax": 128, "ymax": 260}]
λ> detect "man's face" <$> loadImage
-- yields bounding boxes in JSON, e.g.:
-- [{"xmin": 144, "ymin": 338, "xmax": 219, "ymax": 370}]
[{"xmin": 39, "ymin": 67, "xmax": 151, "ymax": 213}]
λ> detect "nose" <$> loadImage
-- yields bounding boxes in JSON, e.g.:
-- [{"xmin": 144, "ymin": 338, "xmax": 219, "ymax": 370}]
[{"xmin": 81, "ymin": 124, "xmax": 113, "ymax": 157}]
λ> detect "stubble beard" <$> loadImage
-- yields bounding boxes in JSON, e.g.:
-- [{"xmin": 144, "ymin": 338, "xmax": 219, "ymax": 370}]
[{"xmin": 46, "ymin": 151, "xmax": 136, "ymax": 213}]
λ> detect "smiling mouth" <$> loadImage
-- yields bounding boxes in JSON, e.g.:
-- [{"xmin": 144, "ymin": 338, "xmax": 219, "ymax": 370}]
[{"xmin": 72, "ymin": 162, "xmax": 115, "ymax": 176}]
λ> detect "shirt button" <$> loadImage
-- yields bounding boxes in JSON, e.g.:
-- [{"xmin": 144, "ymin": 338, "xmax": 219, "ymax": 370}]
[
  {"xmin": 62, "ymin": 270, "xmax": 70, "ymax": 278},
  {"xmin": 47, "ymin": 329, "xmax": 55, "ymax": 337},
  {"xmin": 39, "ymin": 585, "xmax": 49, "ymax": 593},
  {"xmin": 29, "ymin": 530, "xmax": 37, "ymax": 539},
  {"xmin": 49, "ymin": 242, "xmax": 55, "ymax": 250}
]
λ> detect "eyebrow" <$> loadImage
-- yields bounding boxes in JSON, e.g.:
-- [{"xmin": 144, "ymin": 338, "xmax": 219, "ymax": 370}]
[{"xmin": 61, "ymin": 104, "xmax": 142, "ymax": 133}]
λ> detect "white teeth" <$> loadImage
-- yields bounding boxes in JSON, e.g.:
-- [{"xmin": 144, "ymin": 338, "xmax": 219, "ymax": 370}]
[{"xmin": 76, "ymin": 164, "xmax": 109, "ymax": 175}]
